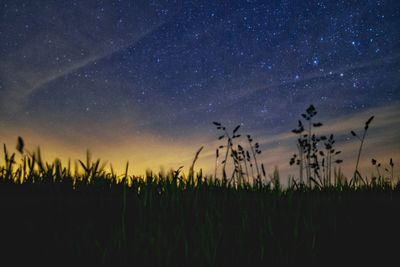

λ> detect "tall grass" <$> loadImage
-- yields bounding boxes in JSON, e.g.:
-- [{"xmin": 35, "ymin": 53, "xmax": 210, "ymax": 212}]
[
  {"xmin": 0, "ymin": 104, "xmax": 398, "ymax": 266},
  {"xmin": 350, "ymin": 116, "xmax": 374, "ymax": 185},
  {"xmin": 0, "ymin": 157, "xmax": 398, "ymax": 265}
]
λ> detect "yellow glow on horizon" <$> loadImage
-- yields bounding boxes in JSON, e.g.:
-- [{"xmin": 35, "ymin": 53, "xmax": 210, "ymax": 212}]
[{"xmin": 0, "ymin": 104, "xmax": 399, "ymax": 183}]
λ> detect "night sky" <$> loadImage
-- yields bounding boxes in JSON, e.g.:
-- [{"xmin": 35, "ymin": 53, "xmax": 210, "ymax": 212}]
[{"xmin": 1, "ymin": 0, "xmax": 399, "ymax": 180}]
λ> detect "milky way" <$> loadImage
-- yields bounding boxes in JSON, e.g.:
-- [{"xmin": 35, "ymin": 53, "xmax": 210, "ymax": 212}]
[{"xmin": 0, "ymin": 1, "xmax": 399, "ymax": 178}]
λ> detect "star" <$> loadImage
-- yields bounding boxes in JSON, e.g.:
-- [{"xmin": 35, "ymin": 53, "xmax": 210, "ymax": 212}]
[{"xmin": 0, "ymin": 0, "xmax": 397, "ymax": 178}]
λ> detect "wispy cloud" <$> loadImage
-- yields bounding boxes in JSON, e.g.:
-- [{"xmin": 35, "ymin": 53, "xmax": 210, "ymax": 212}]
[
  {"xmin": 225, "ymin": 52, "xmax": 400, "ymax": 106},
  {"xmin": 0, "ymin": 3, "xmax": 179, "ymax": 115}
]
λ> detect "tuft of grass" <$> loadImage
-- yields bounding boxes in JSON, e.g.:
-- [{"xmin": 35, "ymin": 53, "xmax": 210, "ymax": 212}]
[
  {"xmin": 212, "ymin": 122, "xmax": 267, "ymax": 187},
  {"xmin": 290, "ymin": 104, "xmax": 342, "ymax": 187}
]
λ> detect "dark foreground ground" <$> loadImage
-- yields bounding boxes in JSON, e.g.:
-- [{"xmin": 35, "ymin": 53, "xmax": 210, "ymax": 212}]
[{"xmin": 0, "ymin": 177, "xmax": 399, "ymax": 266}]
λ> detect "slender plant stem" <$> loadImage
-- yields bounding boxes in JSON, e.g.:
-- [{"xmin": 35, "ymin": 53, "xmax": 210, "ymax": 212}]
[
  {"xmin": 214, "ymin": 150, "xmax": 218, "ymax": 180},
  {"xmin": 307, "ymin": 119, "xmax": 312, "ymax": 186},
  {"xmin": 222, "ymin": 138, "xmax": 231, "ymax": 182},
  {"xmin": 298, "ymin": 144, "xmax": 303, "ymax": 184},
  {"xmin": 243, "ymin": 155, "xmax": 249, "ymax": 184},
  {"xmin": 330, "ymin": 152, "xmax": 333, "ymax": 186},
  {"xmin": 249, "ymin": 143, "xmax": 261, "ymax": 184},
  {"xmin": 354, "ymin": 129, "xmax": 367, "ymax": 183}
]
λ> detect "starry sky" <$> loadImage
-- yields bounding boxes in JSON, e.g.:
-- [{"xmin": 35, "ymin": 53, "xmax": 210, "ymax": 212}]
[{"xmin": 0, "ymin": 0, "xmax": 399, "ymax": 180}]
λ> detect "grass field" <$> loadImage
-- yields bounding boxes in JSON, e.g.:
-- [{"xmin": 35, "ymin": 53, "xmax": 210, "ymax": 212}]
[
  {"xmin": 0, "ymin": 156, "xmax": 399, "ymax": 266},
  {"xmin": 0, "ymin": 107, "xmax": 398, "ymax": 266}
]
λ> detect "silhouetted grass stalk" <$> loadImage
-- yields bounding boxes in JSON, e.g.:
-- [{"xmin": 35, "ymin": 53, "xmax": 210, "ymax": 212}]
[
  {"xmin": 189, "ymin": 146, "xmax": 204, "ymax": 185},
  {"xmin": 351, "ymin": 116, "xmax": 374, "ymax": 185}
]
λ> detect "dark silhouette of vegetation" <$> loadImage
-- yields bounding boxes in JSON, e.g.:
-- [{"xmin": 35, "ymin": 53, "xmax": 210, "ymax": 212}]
[
  {"xmin": 0, "ymin": 105, "xmax": 398, "ymax": 266},
  {"xmin": 212, "ymin": 122, "xmax": 266, "ymax": 187},
  {"xmin": 370, "ymin": 157, "xmax": 396, "ymax": 186},
  {"xmin": 350, "ymin": 115, "xmax": 374, "ymax": 185},
  {"xmin": 290, "ymin": 105, "xmax": 343, "ymax": 188},
  {"xmin": 0, "ymin": 145, "xmax": 398, "ymax": 266}
]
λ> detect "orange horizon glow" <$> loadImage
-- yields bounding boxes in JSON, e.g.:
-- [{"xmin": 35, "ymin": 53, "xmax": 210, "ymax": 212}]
[{"xmin": 1, "ymin": 104, "xmax": 399, "ymax": 183}]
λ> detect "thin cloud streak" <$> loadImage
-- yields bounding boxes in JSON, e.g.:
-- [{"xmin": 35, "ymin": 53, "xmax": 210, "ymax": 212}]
[
  {"xmin": 0, "ymin": 7, "xmax": 180, "ymax": 115},
  {"xmin": 228, "ymin": 52, "xmax": 400, "ymax": 106}
]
